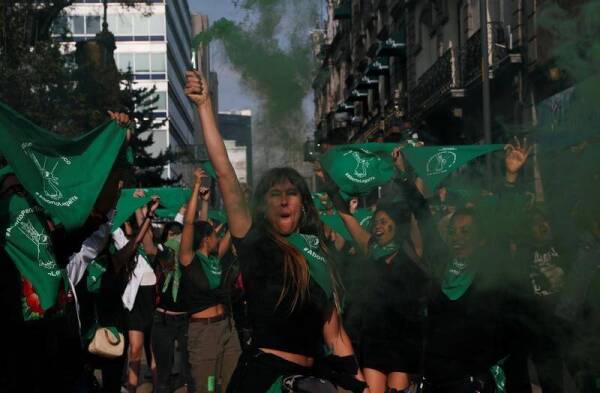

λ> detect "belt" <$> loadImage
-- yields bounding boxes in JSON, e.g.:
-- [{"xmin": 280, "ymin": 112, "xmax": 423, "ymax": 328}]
[{"xmin": 189, "ymin": 313, "xmax": 227, "ymax": 324}]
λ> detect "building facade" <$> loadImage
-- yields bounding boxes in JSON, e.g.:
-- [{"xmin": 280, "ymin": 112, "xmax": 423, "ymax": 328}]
[
  {"xmin": 313, "ymin": 0, "xmax": 580, "ymax": 148},
  {"xmin": 218, "ymin": 110, "xmax": 253, "ymax": 188},
  {"xmin": 64, "ymin": 0, "xmax": 201, "ymax": 184}
]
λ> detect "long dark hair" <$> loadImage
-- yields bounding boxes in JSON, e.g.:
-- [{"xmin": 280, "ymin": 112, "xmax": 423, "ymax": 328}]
[
  {"xmin": 252, "ymin": 167, "xmax": 342, "ymax": 310},
  {"xmin": 370, "ymin": 200, "xmax": 412, "ymax": 248}
]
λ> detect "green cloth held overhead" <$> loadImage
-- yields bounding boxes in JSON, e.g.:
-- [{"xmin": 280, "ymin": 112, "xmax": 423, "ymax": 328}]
[
  {"xmin": 286, "ymin": 233, "xmax": 333, "ymax": 298},
  {"xmin": 0, "ymin": 100, "xmax": 127, "ymax": 231},
  {"xmin": 402, "ymin": 144, "xmax": 505, "ymax": 192},
  {"xmin": 319, "ymin": 212, "xmax": 353, "ymax": 242},
  {"xmin": 208, "ymin": 210, "xmax": 228, "ymax": 223},
  {"xmin": 201, "ymin": 161, "xmax": 217, "ymax": 178},
  {"xmin": 354, "ymin": 208, "xmax": 373, "ymax": 230},
  {"xmin": 113, "ymin": 187, "xmax": 191, "ymax": 230},
  {"xmin": 319, "ymin": 143, "xmax": 398, "ymax": 196}
]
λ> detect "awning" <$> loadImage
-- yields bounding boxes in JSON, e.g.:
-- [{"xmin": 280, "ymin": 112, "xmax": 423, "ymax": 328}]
[
  {"xmin": 336, "ymin": 101, "xmax": 355, "ymax": 113},
  {"xmin": 347, "ymin": 88, "xmax": 369, "ymax": 102},
  {"xmin": 333, "ymin": 0, "xmax": 351, "ymax": 20},
  {"xmin": 366, "ymin": 57, "xmax": 390, "ymax": 76},
  {"xmin": 376, "ymin": 31, "xmax": 406, "ymax": 57}
]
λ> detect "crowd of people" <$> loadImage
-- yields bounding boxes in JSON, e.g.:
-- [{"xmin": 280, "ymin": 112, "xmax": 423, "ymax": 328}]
[{"xmin": 1, "ymin": 68, "xmax": 599, "ymax": 393}]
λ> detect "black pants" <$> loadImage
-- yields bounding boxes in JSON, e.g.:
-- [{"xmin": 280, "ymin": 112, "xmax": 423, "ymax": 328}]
[
  {"xmin": 151, "ymin": 311, "xmax": 193, "ymax": 393},
  {"xmin": 227, "ymin": 349, "xmax": 311, "ymax": 393},
  {"xmin": 420, "ymin": 372, "xmax": 496, "ymax": 393}
]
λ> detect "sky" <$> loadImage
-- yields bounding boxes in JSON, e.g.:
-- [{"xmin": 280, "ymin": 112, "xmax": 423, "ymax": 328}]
[{"xmin": 187, "ymin": 0, "xmax": 259, "ymax": 113}]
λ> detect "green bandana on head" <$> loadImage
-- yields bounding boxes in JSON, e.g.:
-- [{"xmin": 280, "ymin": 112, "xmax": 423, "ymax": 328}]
[
  {"xmin": 402, "ymin": 144, "xmax": 505, "ymax": 192},
  {"xmin": 196, "ymin": 252, "xmax": 222, "ymax": 290},
  {"xmin": 319, "ymin": 143, "xmax": 398, "ymax": 196},
  {"xmin": 370, "ymin": 240, "xmax": 400, "ymax": 261},
  {"xmin": 442, "ymin": 258, "xmax": 475, "ymax": 300},
  {"xmin": 286, "ymin": 233, "xmax": 333, "ymax": 298},
  {"xmin": 319, "ymin": 213, "xmax": 353, "ymax": 242},
  {"xmin": 0, "ymin": 191, "xmax": 62, "ymax": 316},
  {"xmin": 0, "ymin": 100, "xmax": 126, "ymax": 231}
]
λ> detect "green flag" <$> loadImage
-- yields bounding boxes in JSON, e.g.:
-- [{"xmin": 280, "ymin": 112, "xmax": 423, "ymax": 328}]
[
  {"xmin": 319, "ymin": 212, "xmax": 353, "ymax": 241},
  {"xmin": 353, "ymin": 208, "xmax": 373, "ymax": 230},
  {"xmin": 319, "ymin": 143, "xmax": 398, "ymax": 196},
  {"xmin": 201, "ymin": 161, "xmax": 217, "ymax": 178},
  {"xmin": 113, "ymin": 187, "xmax": 191, "ymax": 230},
  {"xmin": 402, "ymin": 144, "xmax": 505, "ymax": 192},
  {"xmin": 0, "ymin": 100, "xmax": 126, "ymax": 231}
]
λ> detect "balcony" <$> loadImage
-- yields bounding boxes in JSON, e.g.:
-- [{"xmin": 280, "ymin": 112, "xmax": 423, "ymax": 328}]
[
  {"xmin": 356, "ymin": 74, "xmax": 379, "ymax": 89},
  {"xmin": 366, "ymin": 57, "xmax": 390, "ymax": 76},
  {"xmin": 410, "ymin": 46, "xmax": 462, "ymax": 114},
  {"xmin": 376, "ymin": 31, "xmax": 406, "ymax": 58}
]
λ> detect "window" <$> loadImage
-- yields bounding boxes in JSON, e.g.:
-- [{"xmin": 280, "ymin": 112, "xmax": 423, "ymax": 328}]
[
  {"xmin": 116, "ymin": 53, "xmax": 134, "ymax": 72},
  {"xmin": 86, "ymin": 15, "xmax": 101, "ymax": 34},
  {"xmin": 134, "ymin": 53, "xmax": 150, "ymax": 72},
  {"xmin": 148, "ymin": 14, "xmax": 165, "ymax": 35},
  {"xmin": 150, "ymin": 53, "xmax": 166, "ymax": 72},
  {"xmin": 116, "ymin": 14, "xmax": 133, "ymax": 35},
  {"xmin": 133, "ymin": 13, "xmax": 148, "ymax": 36},
  {"xmin": 155, "ymin": 91, "xmax": 167, "ymax": 111},
  {"xmin": 72, "ymin": 15, "xmax": 85, "ymax": 34}
]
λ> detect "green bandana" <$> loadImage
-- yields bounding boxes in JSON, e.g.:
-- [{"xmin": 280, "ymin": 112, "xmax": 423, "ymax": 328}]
[
  {"xmin": 354, "ymin": 208, "xmax": 373, "ymax": 230},
  {"xmin": 491, "ymin": 363, "xmax": 506, "ymax": 393},
  {"xmin": 208, "ymin": 210, "xmax": 228, "ymax": 223},
  {"xmin": 0, "ymin": 191, "xmax": 62, "ymax": 316},
  {"xmin": 319, "ymin": 143, "xmax": 398, "ymax": 196},
  {"xmin": 319, "ymin": 213, "xmax": 352, "ymax": 241},
  {"xmin": 196, "ymin": 252, "xmax": 222, "ymax": 290},
  {"xmin": 286, "ymin": 233, "xmax": 333, "ymax": 298},
  {"xmin": 113, "ymin": 187, "xmax": 191, "ymax": 230},
  {"xmin": 441, "ymin": 258, "xmax": 475, "ymax": 300},
  {"xmin": 162, "ymin": 239, "xmax": 181, "ymax": 301},
  {"xmin": 87, "ymin": 256, "xmax": 108, "ymax": 294},
  {"xmin": 265, "ymin": 376, "xmax": 283, "ymax": 393},
  {"xmin": 402, "ymin": 144, "xmax": 505, "ymax": 192},
  {"xmin": 0, "ymin": 100, "xmax": 126, "ymax": 231},
  {"xmin": 201, "ymin": 161, "xmax": 217, "ymax": 178},
  {"xmin": 370, "ymin": 241, "xmax": 400, "ymax": 260}
]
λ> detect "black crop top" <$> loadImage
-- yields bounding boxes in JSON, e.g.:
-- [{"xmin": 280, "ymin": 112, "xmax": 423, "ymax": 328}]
[
  {"xmin": 233, "ymin": 228, "xmax": 333, "ymax": 357},
  {"xmin": 180, "ymin": 254, "xmax": 223, "ymax": 314},
  {"xmin": 156, "ymin": 269, "xmax": 187, "ymax": 312}
]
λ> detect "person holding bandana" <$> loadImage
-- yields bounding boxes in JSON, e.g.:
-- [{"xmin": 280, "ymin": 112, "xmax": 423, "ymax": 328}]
[{"xmin": 185, "ymin": 68, "xmax": 369, "ymax": 393}]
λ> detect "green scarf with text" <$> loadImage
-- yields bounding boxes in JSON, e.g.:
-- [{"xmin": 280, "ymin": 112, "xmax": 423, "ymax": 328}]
[
  {"xmin": 286, "ymin": 233, "xmax": 333, "ymax": 298},
  {"xmin": 441, "ymin": 258, "xmax": 475, "ymax": 300}
]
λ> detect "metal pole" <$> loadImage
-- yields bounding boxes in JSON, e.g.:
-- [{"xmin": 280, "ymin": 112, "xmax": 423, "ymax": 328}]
[{"xmin": 480, "ymin": 0, "xmax": 492, "ymax": 189}]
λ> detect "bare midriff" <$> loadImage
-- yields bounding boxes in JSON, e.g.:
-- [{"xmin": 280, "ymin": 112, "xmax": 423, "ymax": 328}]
[
  {"xmin": 190, "ymin": 304, "xmax": 225, "ymax": 319},
  {"xmin": 259, "ymin": 348, "xmax": 314, "ymax": 368}
]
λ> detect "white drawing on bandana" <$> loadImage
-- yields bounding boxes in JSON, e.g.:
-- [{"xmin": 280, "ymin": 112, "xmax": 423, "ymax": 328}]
[
  {"xmin": 426, "ymin": 151, "xmax": 457, "ymax": 176},
  {"xmin": 18, "ymin": 219, "xmax": 59, "ymax": 274},
  {"xmin": 351, "ymin": 151, "xmax": 370, "ymax": 179}
]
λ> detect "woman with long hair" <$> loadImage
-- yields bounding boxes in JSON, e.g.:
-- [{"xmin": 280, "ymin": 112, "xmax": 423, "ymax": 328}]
[
  {"xmin": 185, "ymin": 69, "xmax": 368, "ymax": 393},
  {"xmin": 178, "ymin": 169, "xmax": 241, "ymax": 393}
]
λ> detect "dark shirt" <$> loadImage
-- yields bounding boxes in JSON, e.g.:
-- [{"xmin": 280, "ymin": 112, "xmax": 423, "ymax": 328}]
[
  {"xmin": 233, "ymin": 228, "xmax": 332, "ymax": 357},
  {"xmin": 156, "ymin": 269, "xmax": 187, "ymax": 312},
  {"xmin": 180, "ymin": 254, "xmax": 223, "ymax": 314}
]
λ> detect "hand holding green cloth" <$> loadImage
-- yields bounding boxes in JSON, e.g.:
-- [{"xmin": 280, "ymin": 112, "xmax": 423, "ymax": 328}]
[
  {"xmin": 402, "ymin": 144, "xmax": 505, "ymax": 192},
  {"xmin": 201, "ymin": 161, "xmax": 217, "ymax": 178},
  {"xmin": 319, "ymin": 143, "xmax": 399, "ymax": 196},
  {"xmin": 286, "ymin": 233, "xmax": 333, "ymax": 298},
  {"xmin": 319, "ymin": 212, "xmax": 353, "ymax": 242},
  {"xmin": 0, "ymin": 100, "xmax": 127, "ymax": 231},
  {"xmin": 208, "ymin": 210, "xmax": 228, "ymax": 223},
  {"xmin": 353, "ymin": 208, "xmax": 373, "ymax": 230}
]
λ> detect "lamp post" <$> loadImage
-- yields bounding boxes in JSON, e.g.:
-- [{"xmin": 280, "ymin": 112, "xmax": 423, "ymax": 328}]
[{"xmin": 480, "ymin": 0, "xmax": 492, "ymax": 189}]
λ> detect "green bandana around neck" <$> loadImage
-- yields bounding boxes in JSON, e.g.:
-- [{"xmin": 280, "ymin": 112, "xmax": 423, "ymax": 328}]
[
  {"xmin": 196, "ymin": 252, "xmax": 222, "ymax": 290},
  {"xmin": 87, "ymin": 256, "xmax": 108, "ymax": 294},
  {"xmin": 286, "ymin": 233, "xmax": 333, "ymax": 298},
  {"xmin": 0, "ymin": 100, "xmax": 126, "ymax": 231},
  {"xmin": 402, "ymin": 144, "xmax": 505, "ymax": 192},
  {"xmin": 319, "ymin": 143, "xmax": 398, "ymax": 196},
  {"xmin": 0, "ymin": 192, "xmax": 62, "ymax": 314},
  {"xmin": 370, "ymin": 240, "xmax": 400, "ymax": 261},
  {"xmin": 441, "ymin": 258, "xmax": 475, "ymax": 300},
  {"xmin": 161, "ymin": 238, "xmax": 182, "ymax": 301}
]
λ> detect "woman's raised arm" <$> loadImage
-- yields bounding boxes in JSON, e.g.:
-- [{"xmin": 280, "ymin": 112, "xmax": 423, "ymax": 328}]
[{"xmin": 185, "ymin": 70, "xmax": 251, "ymax": 238}]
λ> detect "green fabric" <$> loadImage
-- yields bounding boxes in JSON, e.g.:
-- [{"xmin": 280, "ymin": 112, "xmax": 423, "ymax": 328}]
[
  {"xmin": 319, "ymin": 212, "xmax": 352, "ymax": 241},
  {"xmin": 370, "ymin": 241, "xmax": 400, "ymax": 260},
  {"xmin": 319, "ymin": 143, "xmax": 398, "ymax": 196},
  {"xmin": 402, "ymin": 144, "xmax": 505, "ymax": 192},
  {"xmin": 162, "ymin": 238, "xmax": 181, "ymax": 301},
  {"xmin": 354, "ymin": 208, "xmax": 373, "ymax": 230},
  {"xmin": 286, "ymin": 233, "xmax": 333, "ymax": 298},
  {"xmin": 113, "ymin": 187, "xmax": 191, "ymax": 230},
  {"xmin": 196, "ymin": 252, "xmax": 222, "ymax": 290},
  {"xmin": 0, "ymin": 164, "xmax": 14, "ymax": 183},
  {"xmin": 0, "ymin": 100, "xmax": 126, "ymax": 231},
  {"xmin": 442, "ymin": 258, "xmax": 475, "ymax": 300},
  {"xmin": 0, "ymin": 191, "xmax": 62, "ymax": 313},
  {"xmin": 208, "ymin": 210, "xmax": 227, "ymax": 223},
  {"xmin": 201, "ymin": 161, "xmax": 217, "ymax": 178},
  {"xmin": 312, "ymin": 192, "xmax": 330, "ymax": 212},
  {"xmin": 265, "ymin": 376, "xmax": 283, "ymax": 393},
  {"xmin": 491, "ymin": 364, "xmax": 506, "ymax": 393},
  {"xmin": 87, "ymin": 256, "xmax": 107, "ymax": 294}
]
